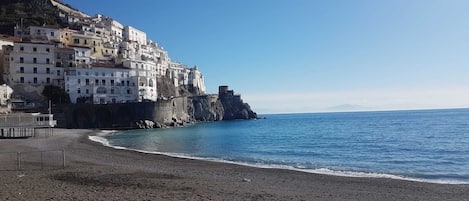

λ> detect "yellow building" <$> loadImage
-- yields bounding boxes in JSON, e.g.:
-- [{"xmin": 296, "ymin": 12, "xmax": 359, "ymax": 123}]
[
  {"xmin": 59, "ymin": 28, "xmax": 78, "ymax": 46},
  {"xmin": 70, "ymin": 32, "xmax": 103, "ymax": 58}
]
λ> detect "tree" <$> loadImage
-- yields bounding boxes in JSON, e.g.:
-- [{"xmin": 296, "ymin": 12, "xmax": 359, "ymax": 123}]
[{"xmin": 42, "ymin": 85, "xmax": 71, "ymax": 104}]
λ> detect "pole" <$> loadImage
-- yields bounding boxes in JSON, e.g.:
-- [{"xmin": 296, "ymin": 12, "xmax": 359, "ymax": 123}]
[
  {"xmin": 17, "ymin": 152, "xmax": 21, "ymax": 170},
  {"xmin": 62, "ymin": 150, "xmax": 65, "ymax": 168},
  {"xmin": 40, "ymin": 151, "xmax": 43, "ymax": 170}
]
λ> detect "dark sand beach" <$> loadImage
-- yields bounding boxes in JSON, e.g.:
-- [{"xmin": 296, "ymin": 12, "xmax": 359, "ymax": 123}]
[{"xmin": 0, "ymin": 129, "xmax": 468, "ymax": 201}]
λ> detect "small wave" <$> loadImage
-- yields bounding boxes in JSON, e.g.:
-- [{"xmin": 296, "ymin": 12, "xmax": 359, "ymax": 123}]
[{"xmin": 87, "ymin": 135, "xmax": 469, "ymax": 185}]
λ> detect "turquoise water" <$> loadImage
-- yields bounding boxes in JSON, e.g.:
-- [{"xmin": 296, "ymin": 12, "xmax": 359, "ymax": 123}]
[{"xmin": 94, "ymin": 108, "xmax": 469, "ymax": 184}]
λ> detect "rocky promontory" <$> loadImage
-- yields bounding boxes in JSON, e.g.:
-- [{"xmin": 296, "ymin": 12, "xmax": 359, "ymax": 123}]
[{"xmin": 61, "ymin": 86, "xmax": 257, "ymax": 129}]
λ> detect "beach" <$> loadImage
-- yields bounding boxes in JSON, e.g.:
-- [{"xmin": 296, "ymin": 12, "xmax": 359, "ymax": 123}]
[{"xmin": 0, "ymin": 129, "xmax": 468, "ymax": 201}]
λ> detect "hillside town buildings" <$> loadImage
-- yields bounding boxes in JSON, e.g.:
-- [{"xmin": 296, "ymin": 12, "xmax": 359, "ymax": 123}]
[{"xmin": 0, "ymin": 0, "xmax": 206, "ymax": 105}]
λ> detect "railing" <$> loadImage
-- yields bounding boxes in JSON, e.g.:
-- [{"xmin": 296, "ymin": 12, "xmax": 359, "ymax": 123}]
[{"xmin": 0, "ymin": 150, "xmax": 65, "ymax": 171}]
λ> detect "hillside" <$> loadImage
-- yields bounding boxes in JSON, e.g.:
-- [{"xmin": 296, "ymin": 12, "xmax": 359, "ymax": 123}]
[{"xmin": 0, "ymin": 0, "xmax": 67, "ymax": 35}]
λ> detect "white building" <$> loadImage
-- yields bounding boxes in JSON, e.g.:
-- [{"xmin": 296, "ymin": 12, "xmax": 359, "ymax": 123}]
[
  {"xmin": 29, "ymin": 26, "xmax": 61, "ymax": 42},
  {"xmin": 122, "ymin": 59, "xmax": 157, "ymax": 101},
  {"xmin": 0, "ymin": 84, "xmax": 13, "ymax": 114},
  {"xmin": 101, "ymin": 15, "xmax": 124, "ymax": 44},
  {"xmin": 66, "ymin": 60, "xmax": 157, "ymax": 104},
  {"xmin": 71, "ymin": 46, "xmax": 93, "ymax": 68},
  {"xmin": 8, "ymin": 42, "xmax": 62, "ymax": 89},
  {"xmin": 189, "ymin": 66, "xmax": 206, "ymax": 93},
  {"xmin": 123, "ymin": 26, "xmax": 147, "ymax": 45},
  {"xmin": 66, "ymin": 64, "xmax": 134, "ymax": 104},
  {"xmin": 168, "ymin": 61, "xmax": 189, "ymax": 87}
]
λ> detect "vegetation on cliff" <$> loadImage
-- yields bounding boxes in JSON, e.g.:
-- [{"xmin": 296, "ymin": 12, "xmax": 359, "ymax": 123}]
[{"xmin": 0, "ymin": 0, "xmax": 66, "ymax": 35}]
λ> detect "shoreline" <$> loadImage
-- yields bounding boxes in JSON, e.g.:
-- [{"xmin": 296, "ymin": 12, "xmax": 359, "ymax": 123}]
[
  {"xmin": 1, "ymin": 128, "xmax": 469, "ymax": 200},
  {"xmin": 90, "ymin": 129, "xmax": 468, "ymax": 185}
]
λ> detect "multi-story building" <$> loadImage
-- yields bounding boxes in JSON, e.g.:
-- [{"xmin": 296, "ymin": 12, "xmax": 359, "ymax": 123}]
[
  {"xmin": 8, "ymin": 42, "xmax": 61, "ymax": 88},
  {"xmin": 100, "ymin": 15, "xmax": 124, "ymax": 44},
  {"xmin": 123, "ymin": 26, "xmax": 147, "ymax": 45},
  {"xmin": 122, "ymin": 59, "xmax": 157, "ymax": 101},
  {"xmin": 66, "ymin": 63, "xmax": 134, "ymax": 104},
  {"xmin": 65, "ymin": 61, "xmax": 157, "ymax": 104},
  {"xmin": 0, "ymin": 34, "xmax": 21, "ymax": 84},
  {"xmin": 70, "ymin": 31, "xmax": 103, "ymax": 58},
  {"xmin": 71, "ymin": 46, "xmax": 93, "ymax": 68},
  {"xmin": 188, "ymin": 66, "xmax": 206, "ymax": 93},
  {"xmin": 29, "ymin": 26, "xmax": 61, "ymax": 42}
]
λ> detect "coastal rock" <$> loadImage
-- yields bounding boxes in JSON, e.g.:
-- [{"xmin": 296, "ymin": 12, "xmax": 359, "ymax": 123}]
[
  {"xmin": 188, "ymin": 95, "xmax": 224, "ymax": 122},
  {"xmin": 135, "ymin": 120, "xmax": 155, "ymax": 129},
  {"xmin": 218, "ymin": 86, "xmax": 257, "ymax": 120}
]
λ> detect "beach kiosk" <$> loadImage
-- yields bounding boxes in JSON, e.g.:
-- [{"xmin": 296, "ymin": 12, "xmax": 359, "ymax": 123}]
[{"xmin": 0, "ymin": 113, "xmax": 57, "ymax": 138}]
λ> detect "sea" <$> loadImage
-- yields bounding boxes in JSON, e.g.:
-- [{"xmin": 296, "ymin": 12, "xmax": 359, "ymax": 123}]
[{"xmin": 90, "ymin": 108, "xmax": 469, "ymax": 184}]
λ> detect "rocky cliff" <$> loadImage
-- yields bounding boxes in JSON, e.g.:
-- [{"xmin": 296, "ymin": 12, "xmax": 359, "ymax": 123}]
[{"xmin": 60, "ymin": 86, "xmax": 257, "ymax": 129}]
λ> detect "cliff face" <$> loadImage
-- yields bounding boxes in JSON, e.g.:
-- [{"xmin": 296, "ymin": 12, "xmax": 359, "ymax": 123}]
[
  {"xmin": 187, "ymin": 95, "xmax": 223, "ymax": 122},
  {"xmin": 61, "ymin": 87, "xmax": 257, "ymax": 129},
  {"xmin": 218, "ymin": 86, "xmax": 257, "ymax": 120}
]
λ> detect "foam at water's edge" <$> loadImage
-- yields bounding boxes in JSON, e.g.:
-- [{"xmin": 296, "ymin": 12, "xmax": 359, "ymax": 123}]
[{"xmin": 87, "ymin": 134, "xmax": 468, "ymax": 185}]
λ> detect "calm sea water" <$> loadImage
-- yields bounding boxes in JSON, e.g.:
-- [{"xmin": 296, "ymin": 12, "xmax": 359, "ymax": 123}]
[{"xmin": 92, "ymin": 108, "xmax": 469, "ymax": 184}]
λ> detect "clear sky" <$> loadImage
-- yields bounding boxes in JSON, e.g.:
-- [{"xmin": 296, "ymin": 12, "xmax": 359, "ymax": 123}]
[{"xmin": 63, "ymin": 0, "xmax": 469, "ymax": 114}]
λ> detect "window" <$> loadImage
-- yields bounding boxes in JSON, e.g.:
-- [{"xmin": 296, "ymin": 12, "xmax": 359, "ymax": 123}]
[
  {"xmin": 69, "ymin": 54, "xmax": 73, "ymax": 59},
  {"xmin": 46, "ymin": 58, "xmax": 50, "ymax": 64},
  {"xmin": 126, "ymin": 81, "xmax": 129, "ymax": 86},
  {"xmin": 110, "ymin": 88, "xmax": 114, "ymax": 94},
  {"xmin": 97, "ymin": 87, "xmax": 107, "ymax": 94},
  {"xmin": 57, "ymin": 70, "xmax": 60, "ymax": 76},
  {"xmin": 77, "ymin": 88, "xmax": 81, "ymax": 94},
  {"xmin": 85, "ymin": 72, "xmax": 89, "ymax": 76},
  {"xmin": 102, "ymin": 72, "xmax": 105, "ymax": 76},
  {"xmin": 20, "ymin": 77, "xmax": 24, "ymax": 83},
  {"xmin": 78, "ymin": 79, "xmax": 81, "ymax": 84},
  {"xmin": 110, "ymin": 80, "xmax": 114, "ymax": 86},
  {"xmin": 33, "ymin": 67, "xmax": 37, "ymax": 74},
  {"xmin": 46, "ymin": 68, "xmax": 50, "ymax": 74},
  {"xmin": 84, "ymin": 39, "xmax": 88, "ymax": 45},
  {"xmin": 20, "ymin": 57, "xmax": 24, "ymax": 63},
  {"xmin": 33, "ymin": 47, "xmax": 37, "ymax": 52},
  {"xmin": 77, "ymin": 72, "xmax": 81, "ymax": 76},
  {"xmin": 127, "ymin": 89, "xmax": 132, "ymax": 94},
  {"xmin": 95, "ymin": 79, "xmax": 99, "ymax": 85},
  {"xmin": 33, "ymin": 77, "xmax": 37, "ymax": 83},
  {"xmin": 46, "ymin": 48, "xmax": 50, "ymax": 52},
  {"xmin": 86, "ymin": 89, "xmax": 89, "ymax": 94},
  {"xmin": 20, "ymin": 46, "xmax": 24, "ymax": 51},
  {"xmin": 33, "ymin": 58, "xmax": 37, "ymax": 63},
  {"xmin": 74, "ymin": 38, "xmax": 79, "ymax": 44},
  {"xmin": 85, "ymin": 79, "xmax": 89, "ymax": 85},
  {"xmin": 19, "ymin": 67, "xmax": 24, "ymax": 73},
  {"xmin": 46, "ymin": 77, "xmax": 50, "ymax": 84},
  {"xmin": 50, "ymin": 32, "xmax": 54, "ymax": 36},
  {"xmin": 102, "ymin": 80, "xmax": 106, "ymax": 85}
]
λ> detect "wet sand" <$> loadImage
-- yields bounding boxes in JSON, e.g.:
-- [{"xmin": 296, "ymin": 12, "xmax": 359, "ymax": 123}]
[{"xmin": 0, "ymin": 128, "xmax": 468, "ymax": 201}]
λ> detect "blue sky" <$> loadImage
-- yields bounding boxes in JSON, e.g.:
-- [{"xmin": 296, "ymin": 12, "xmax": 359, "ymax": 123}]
[{"xmin": 63, "ymin": 0, "xmax": 469, "ymax": 114}]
